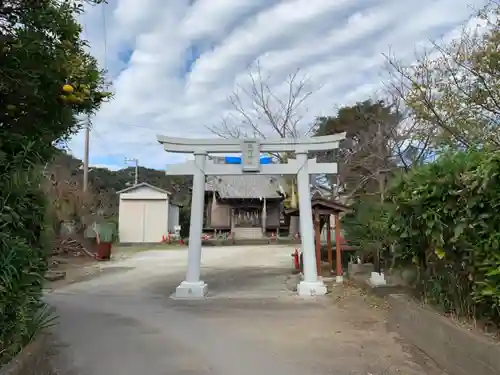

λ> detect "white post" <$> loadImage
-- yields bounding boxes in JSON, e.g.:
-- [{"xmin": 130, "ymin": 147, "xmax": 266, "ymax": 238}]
[
  {"xmin": 174, "ymin": 152, "xmax": 208, "ymax": 299},
  {"xmin": 296, "ymin": 152, "xmax": 327, "ymax": 296},
  {"xmin": 262, "ymin": 197, "xmax": 267, "ymax": 235}
]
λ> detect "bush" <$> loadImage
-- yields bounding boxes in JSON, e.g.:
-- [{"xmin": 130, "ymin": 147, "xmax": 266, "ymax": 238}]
[
  {"xmin": 0, "ymin": 171, "xmax": 56, "ymax": 365},
  {"xmin": 343, "ymin": 198, "xmax": 393, "ymax": 265},
  {"xmin": 388, "ymin": 149, "xmax": 500, "ymax": 325}
]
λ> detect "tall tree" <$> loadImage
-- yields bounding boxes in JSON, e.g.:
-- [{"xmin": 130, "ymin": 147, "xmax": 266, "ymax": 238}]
[
  {"xmin": 313, "ymin": 100, "xmax": 423, "ymax": 201},
  {"xmin": 387, "ymin": 1, "xmax": 500, "ymax": 150}
]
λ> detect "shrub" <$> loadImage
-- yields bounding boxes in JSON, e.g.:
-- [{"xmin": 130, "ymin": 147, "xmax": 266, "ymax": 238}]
[
  {"xmin": 343, "ymin": 198, "xmax": 394, "ymax": 265},
  {"xmin": 388, "ymin": 149, "xmax": 500, "ymax": 325},
  {"xmin": 0, "ymin": 171, "xmax": 56, "ymax": 365}
]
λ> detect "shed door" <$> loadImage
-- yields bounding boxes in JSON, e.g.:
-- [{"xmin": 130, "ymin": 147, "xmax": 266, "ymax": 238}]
[
  {"xmin": 119, "ymin": 200, "xmax": 145, "ymax": 243},
  {"xmin": 143, "ymin": 200, "xmax": 168, "ymax": 243}
]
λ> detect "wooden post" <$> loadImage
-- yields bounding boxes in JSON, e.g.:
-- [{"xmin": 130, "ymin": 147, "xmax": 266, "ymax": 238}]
[
  {"xmin": 327, "ymin": 216, "xmax": 332, "ymax": 270},
  {"xmin": 335, "ymin": 212, "xmax": 343, "ymax": 282},
  {"xmin": 314, "ymin": 209, "xmax": 321, "ymax": 277}
]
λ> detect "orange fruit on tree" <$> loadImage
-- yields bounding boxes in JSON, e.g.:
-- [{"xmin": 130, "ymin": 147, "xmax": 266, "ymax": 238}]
[{"xmin": 62, "ymin": 84, "xmax": 74, "ymax": 94}]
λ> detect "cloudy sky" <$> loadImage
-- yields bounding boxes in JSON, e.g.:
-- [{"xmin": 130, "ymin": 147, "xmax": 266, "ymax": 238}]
[{"xmin": 68, "ymin": 0, "xmax": 488, "ymax": 171}]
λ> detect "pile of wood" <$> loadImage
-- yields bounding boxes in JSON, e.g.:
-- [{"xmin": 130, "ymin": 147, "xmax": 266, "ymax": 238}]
[{"xmin": 51, "ymin": 235, "xmax": 96, "ymax": 259}]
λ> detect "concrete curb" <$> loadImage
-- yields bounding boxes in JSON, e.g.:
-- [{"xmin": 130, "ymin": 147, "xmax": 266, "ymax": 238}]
[
  {"xmin": 388, "ymin": 294, "xmax": 500, "ymax": 375},
  {"xmin": 0, "ymin": 333, "xmax": 52, "ymax": 375}
]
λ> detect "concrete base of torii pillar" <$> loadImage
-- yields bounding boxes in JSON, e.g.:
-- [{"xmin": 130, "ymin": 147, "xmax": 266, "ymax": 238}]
[
  {"xmin": 297, "ymin": 281, "xmax": 328, "ymax": 296},
  {"xmin": 172, "ymin": 281, "xmax": 208, "ymax": 299}
]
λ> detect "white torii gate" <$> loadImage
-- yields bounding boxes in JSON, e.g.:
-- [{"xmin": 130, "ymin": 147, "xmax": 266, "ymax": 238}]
[{"xmin": 157, "ymin": 133, "xmax": 346, "ymax": 299}]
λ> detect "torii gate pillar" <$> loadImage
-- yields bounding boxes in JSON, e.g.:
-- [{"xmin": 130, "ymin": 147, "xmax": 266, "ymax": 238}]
[{"xmin": 157, "ymin": 134, "xmax": 345, "ymax": 299}]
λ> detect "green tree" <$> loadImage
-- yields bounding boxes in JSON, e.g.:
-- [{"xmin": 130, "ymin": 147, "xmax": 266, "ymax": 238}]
[
  {"xmin": 1, "ymin": 0, "xmax": 110, "ymax": 169},
  {"xmin": 313, "ymin": 100, "xmax": 402, "ymax": 201},
  {"xmin": 0, "ymin": 0, "xmax": 109, "ymax": 365}
]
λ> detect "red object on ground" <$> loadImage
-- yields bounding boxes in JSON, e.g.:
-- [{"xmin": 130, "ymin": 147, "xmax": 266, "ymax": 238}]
[
  {"xmin": 291, "ymin": 248, "xmax": 300, "ymax": 270},
  {"xmin": 179, "ymin": 239, "xmax": 185, "ymax": 245},
  {"xmin": 96, "ymin": 242, "xmax": 112, "ymax": 261}
]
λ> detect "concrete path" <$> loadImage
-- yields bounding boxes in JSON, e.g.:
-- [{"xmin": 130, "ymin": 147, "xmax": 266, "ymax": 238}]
[{"xmin": 45, "ymin": 245, "xmax": 446, "ymax": 375}]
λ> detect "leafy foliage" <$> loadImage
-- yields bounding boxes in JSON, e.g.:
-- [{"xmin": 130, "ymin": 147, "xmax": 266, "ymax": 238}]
[
  {"xmin": 342, "ymin": 198, "xmax": 393, "ymax": 264},
  {"xmin": 0, "ymin": 0, "xmax": 108, "ymax": 365},
  {"xmin": 0, "ymin": 172, "xmax": 55, "ymax": 364},
  {"xmin": 387, "ymin": 149, "xmax": 500, "ymax": 325},
  {"xmin": 1, "ymin": 0, "xmax": 110, "ymax": 167},
  {"xmin": 389, "ymin": 1, "xmax": 500, "ymax": 150},
  {"xmin": 313, "ymin": 100, "xmax": 402, "ymax": 199}
]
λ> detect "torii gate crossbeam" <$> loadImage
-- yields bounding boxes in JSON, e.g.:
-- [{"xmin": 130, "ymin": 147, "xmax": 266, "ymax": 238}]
[{"xmin": 157, "ymin": 133, "xmax": 346, "ymax": 299}]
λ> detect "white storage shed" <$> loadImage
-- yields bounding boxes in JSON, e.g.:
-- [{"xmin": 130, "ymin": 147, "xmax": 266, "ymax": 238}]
[{"xmin": 117, "ymin": 182, "xmax": 180, "ymax": 244}]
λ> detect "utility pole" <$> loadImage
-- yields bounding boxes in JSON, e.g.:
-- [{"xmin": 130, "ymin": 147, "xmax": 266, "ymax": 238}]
[
  {"xmin": 125, "ymin": 157, "xmax": 139, "ymax": 185},
  {"xmin": 83, "ymin": 114, "xmax": 90, "ymax": 192}
]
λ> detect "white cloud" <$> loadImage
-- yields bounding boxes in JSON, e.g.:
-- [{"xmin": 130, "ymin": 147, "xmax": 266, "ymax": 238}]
[{"xmin": 69, "ymin": 0, "xmax": 490, "ymax": 171}]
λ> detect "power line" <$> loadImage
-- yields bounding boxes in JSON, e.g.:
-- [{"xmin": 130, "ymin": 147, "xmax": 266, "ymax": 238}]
[{"xmin": 92, "ymin": 128, "xmax": 114, "ymax": 159}]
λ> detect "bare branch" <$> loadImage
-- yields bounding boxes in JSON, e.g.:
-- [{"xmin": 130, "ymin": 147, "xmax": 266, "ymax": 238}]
[
  {"xmin": 207, "ymin": 60, "xmax": 313, "ymax": 140},
  {"xmin": 384, "ymin": 2, "xmax": 500, "ymax": 150}
]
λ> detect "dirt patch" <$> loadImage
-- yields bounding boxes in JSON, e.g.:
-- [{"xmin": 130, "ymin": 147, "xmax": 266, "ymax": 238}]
[
  {"xmin": 327, "ymin": 280, "xmax": 389, "ymax": 311},
  {"xmin": 321, "ymin": 282, "xmax": 447, "ymax": 374},
  {"xmin": 165, "ymin": 281, "xmax": 447, "ymax": 374},
  {"xmin": 114, "ymin": 243, "xmax": 187, "ymax": 254}
]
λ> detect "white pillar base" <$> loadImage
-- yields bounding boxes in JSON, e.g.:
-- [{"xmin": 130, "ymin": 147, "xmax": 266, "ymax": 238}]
[
  {"xmin": 335, "ymin": 275, "xmax": 344, "ymax": 283},
  {"xmin": 369, "ymin": 272, "xmax": 387, "ymax": 286},
  {"xmin": 297, "ymin": 280, "xmax": 328, "ymax": 296},
  {"xmin": 172, "ymin": 281, "xmax": 208, "ymax": 299}
]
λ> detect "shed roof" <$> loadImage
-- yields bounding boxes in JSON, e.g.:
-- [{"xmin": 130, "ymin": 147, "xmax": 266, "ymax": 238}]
[
  {"xmin": 206, "ymin": 175, "xmax": 285, "ymax": 199},
  {"xmin": 116, "ymin": 182, "xmax": 171, "ymax": 195},
  {"xmin": 284, "ymin": 197, "xmax": 351, "ymax": 216}
]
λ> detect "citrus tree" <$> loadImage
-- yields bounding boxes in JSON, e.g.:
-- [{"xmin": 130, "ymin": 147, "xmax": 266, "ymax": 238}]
[
  {"xmin": 0, "ymin": 0, "xmax": 110, "ymax": 365},
  {"xmin": 1, "ymin": 0, "xmax": 111, "ymax": 168}
]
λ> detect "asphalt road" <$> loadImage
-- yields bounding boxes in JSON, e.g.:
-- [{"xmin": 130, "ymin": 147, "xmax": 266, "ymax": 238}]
[{"xmin": 45, "ymin": 245, "xmax": 446, "ymax": 375}]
